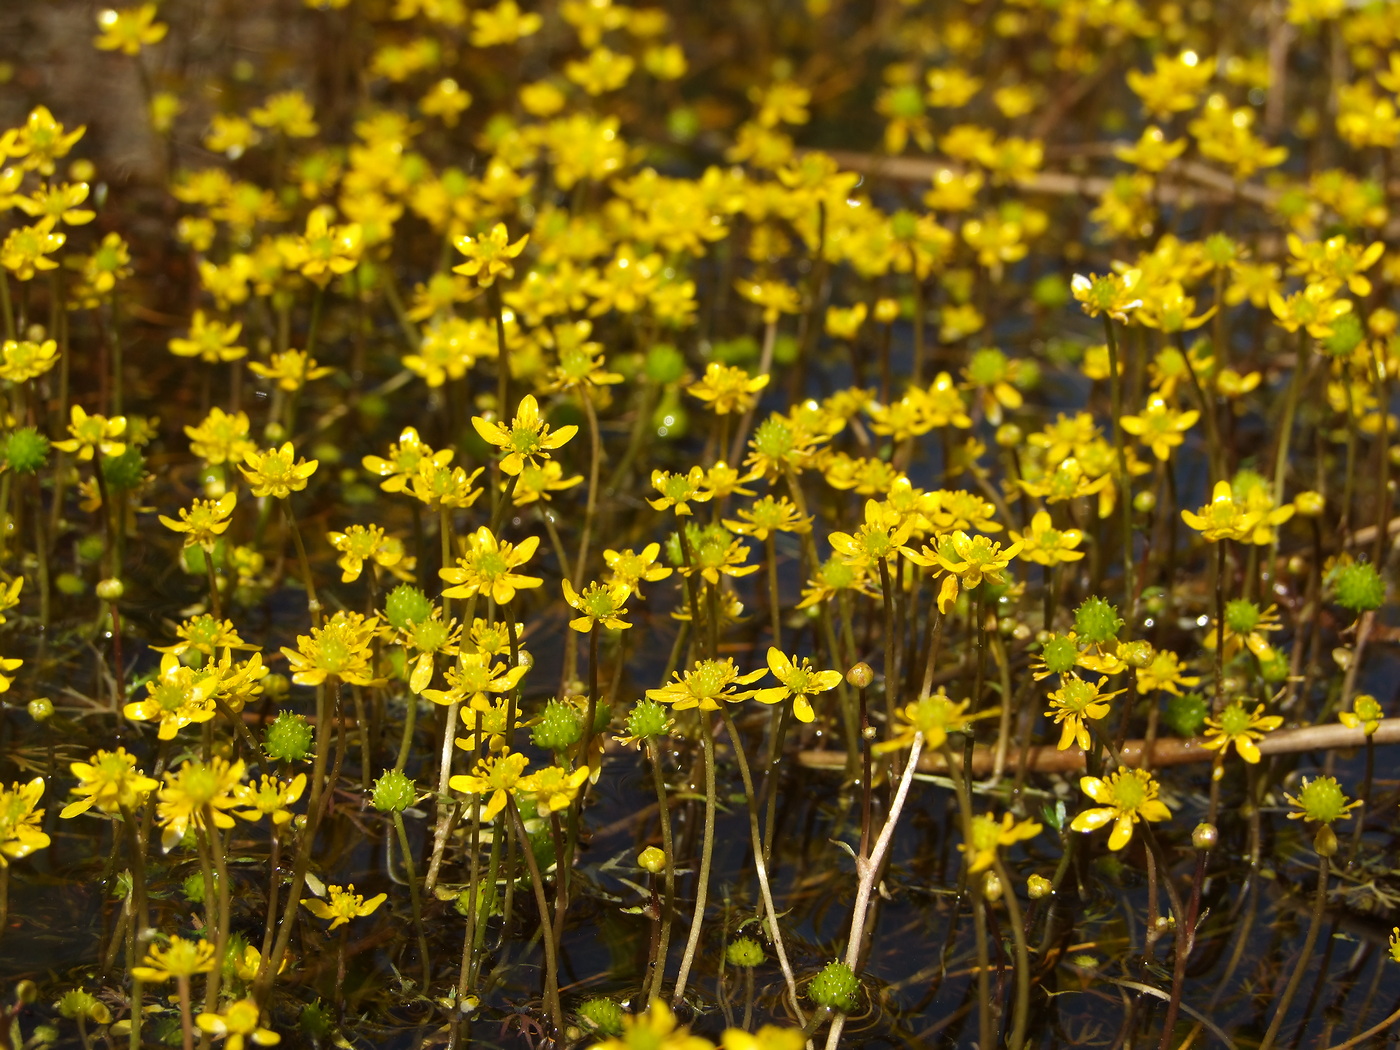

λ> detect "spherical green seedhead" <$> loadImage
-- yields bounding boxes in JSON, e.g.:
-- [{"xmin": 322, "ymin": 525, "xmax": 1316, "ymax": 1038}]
[
  {"xmin": 1314, "ymin": 824, "xmax": 1339, "ymax": 858},
  {"xmin": 890, "ymin": 209, "xmax": 919, "ymax": 240},
  {"xmin": 95, "ymin": 577, "xmax": 124, "ymax": 602},
  {"xmin": 371, "ymin": 768, "xmax": 416, "ymax": 813},
  {"xmin": 1, "ymin": 426, "xmax": 49, "ymax": 474},
  {"xmin": 809, "ymin": 960, "xmax": 859, "ymax": 1013},
  {"xmin": 1258, "ymin": 648, "xmax": 1289, "ymax": 683},
  {"xmin": 532, "ymin": 699, "xmax": 583, "ymax": 752},
  {"xmin": 183, "ymin": 872, "xmax": 209, "ymax": 904},
  {"xmin": 27, "ymin": 697, "xmax": 53, "ymax": 722},
  {"xmin": 1322, "ymin": 313, "xmax": 1364, "ymax": 358},
  {"xmin": 263, "ymin": 673, "xmax": 291, "ymax": 701},
  {"xmin": 1290, "ymin": 775, "xmax": 1354, "ymax": 824},
  {"xmin": 385, "ymin": 583, "xmax": 433, "ymax": 630},
  {"xmin": 1074, "ymin": 597, "xmax": 1123, "ymax": 645},
  {"xmin": 846, "ymin": 662, "xmax": 874, "ymax": 689},
  {"xmin": 56, "ymin": 572, "xmax": 85, "ymax": 596},
  {"xmin": 638, "ymin": 846, "xmax": 666, "ymax": 874},
  {"xmin": 1027, "ymin": 874, "xmax": 1052, "ymax": 899},
  {"xmin": 300, "ymin": 1001, "xmax": 332, "ymax": 1040},
  {"xmin": 1333, "ymin": 560, "xmax": 1385, "ymax": 613},
  {"xmin": 645, "ymin": 343, "xmax": 686, "ymax": 385},
  {"xmin": 577, "ymin": 998, "xmax": 624, "ymax": 1038},
  {"xmin": 1032, "ymin": 272, "xmax": 1070, "ymax": 310},
  {"xmin": 726, "ymin": 936, "xmax": 765, "ymax": 968},
  {"xmin": 1040, "ymin": 634, "xmax": 1078, "ymax": 676},
  {"xmin": 56, "ymin": 990, "xmax": 107, "ymax": 1023},
  {"xmin": 625, "ymin": 698, "xmax": 671, "ymax": 740},
  {"xmin": 1222, "ymin": 599, "xmax": 1260, "ymax": 635},
  {"xmin": 265, "ymin": 710, "xmax": 314, "ymax": 763},
  {"xmin": 1164, "ymin": 693, "xmax": 1208, "ymax": 738},
  {"xmin": 101, "ymin": 447, "xmax": 146, "ymax": 492}
]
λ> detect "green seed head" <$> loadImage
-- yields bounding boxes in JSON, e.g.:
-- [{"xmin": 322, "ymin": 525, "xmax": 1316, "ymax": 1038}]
[
  {"xmin": 1289, "ymin": 775, "xmax": 1354, "ymax": 824},
  {"xmin": 1321, "ymin": 313, "xmax": 1364, "ymax": 358},
  {"xmin": 726, "ymin": 936, "xmax": 765, "ymax": 968},
  {"xmin": 625, "ymin": 699, "xmax": 671, "ymax": 741},
  {"xmin": 1, "ymin": 426, "xmax": 50, "ymax": 474},
  {"xmin": 265, "ymin": 711, "xmax": 314, "ymax": 763},
  {"xmin": 371, "ymin": 768, "xmax": 416, "ymax": 813},
  {"xmin": 1074, "ymin": 597, "xmax": 1123, "ymax": 645},
  {"xmin": 1040, "ymin": 634, "xmax": 1078, "ymax": 675},
  {"xmin": 1223, "ymin": 599, "xmax": 1262, "ymax": 634},
  {"xmin": 577, "ymin": 998, "xmax": 624, "ymax": 1038},
  {"xmin": 385, "ymin": 584, "xmax": 433, "ymax": 630},
  {"xmin": 644, "ymin": 343, "xmax": 686, "ymax": 385},
  {"xmin": 1332, "ymin": 560, "xmax": 1385, "ymax": 613},
  {"xmin": 532, "ymin": 699, "xmax": 583, "ymax": 752},
  {"xmin": 809, "ymin": 960, "xmax": 859, "ymax": 1013}
]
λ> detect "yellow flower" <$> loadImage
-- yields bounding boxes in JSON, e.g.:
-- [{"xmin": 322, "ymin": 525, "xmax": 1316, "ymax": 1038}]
[
  {"xmin": 751, "ymin": 648, "xmax": 843, "ymax": 723},
  {"xmin": 94, "ymin": 4, "xmax": 167, "ymax": 54},
  {"xmin": 1203, "ymin": 702, "xmax": 1283, "ymax": 764},
  {"xmin": 450, "ymin": 751, "xmax": 529, "ymax": 822},
  {"xmin": 302, "ymin": 884, "xmax": 387, "ymax": 930},
  {"xmin": 196, "ymin": 999, "xmax": 280, "ymax": 1050},
  {"xmin": 1114, "ymin": 125, "xmax": 1187, "ymax": 172},
  {"xmin": 1135, "ymin": 650, "xmax": 1200, "ymax": 696},
  {"xmin": 472, "ymin": 394, "xmax": 577, "ymax": 476},
  {"xmin": 423, "ymin": 652, "xmax": 527, "ymax": 709},
  {"xmin": 648, "ymin": 467, "xmax": 712, "ymax": 516},
  {"xmin": 0, "ymin": 778, "xmax": 50, "ymax": 866},
  {"xmin": 1268, "ymin": 283, "xmax": 1352, "ymax": 339},
  {"xmin": 155, "ymin": 757, "xmax": 245, "ymax": 851},
  {"xmin": 1071, "ymin": 270, "xmax": 1143, "ymax": 323},
  {"xmin": 0, "ymin": 338, "xmax": 59, "ymax": 383},
  {"xmin": 1120, "ymin": 397, "xmax": 1199, "ymax": 461},
  {"xmin": 363, "ymin": 427, "xmax": 451, "ymax": 493},
  {"xmin": 516, "ymin": 764, "xmax": 590, "ymax": 814},
  {"xmin": 185, "ymin": 408, "xmax": 255, "ymax": 466},
  {"xmin": 281, "ymin": 611, "xmax": 380, "ymax": 687},
  {"xmin": 453, "ymin": 222, "xmax": 528, "ymax": 287},
  {"xmin": 962, "ymin": 812, "xmax": 1042, "ymax": 874},
  {"xmin": 561, "ymin": 579, "xmax": 633, "ymax": 632},
  {"xmin": 238, "ymin": 443, "xmax": 318, "ymax": 499},
  {"xmin": 14, "ymin": 182, "xmax": 96, "ymax": 227},
  {"xmin": 12, "ymin": 106, "xmax": 86, "ymax": 177},
  {"xmin": 875, "ymin": 690, "xmax": 974, "ymax": 754},
  {"xmin": 60, "ymin": 748, "xmax": 159, "ymax": 818},
  {"xmin": 248, "ymin": 349, "xmax": 334, "ymax": 392},
  {"xmin": 1180, "ymin": 480, "xmax": 1260, "ymax": 543},
  {"xmin": 168, "ymin": 311, "xmax": 247, "ymax": 363},
  {"xmin": 470, "ymin": 0, "xmax": 542, "ymax": 45},
  {"xmin": 1069, "ymin": 769, "xmax": 1171, "ymax": 851},
  {"xmin": 159, "ymin": 492, "xmax": 236, "ymax": 549},
  {"xmin": 646, "ymin": 658, "xmax": 767, "ymax": 713},
  {"xmin": 123, "ymin": 651, "xmax": 219, "ymax": 740},
  {"xmin": 604, "ymin": 543, "xmax": 673, "ymax": 595},
  {"xmin": 53, "ymin": 405, "xmax": 126, "ymax": 461},
  {"xmin": 131, "ymin": 936, "xmax": 217, "ymax": 982},
  {"xmin": 439, "ymin": 526, "xmax": 542, "ymax": 605},
  {"xmin": 326, "ymin": 524, "xmax": 413, "ymax": 583},
  {"xmin": 735, "ymin": 279, "xmax": 802, "ymax": 325},
  {"xmin": 1008, "ymin": 511, "xmax": 1084, "ymax": 566},
  {"xmin": 249, "ymin": 90, "xmax": 318, "ymax": 138},
  {"xmin": 829, "ymin": 498, "xmax": 914, "ymax": 572},
  {"xmin": 1046, "ymin": 675, "xmax": 1122, "ymax": 751},
  {"xmin": 233, "ymin": 774, "xmax": 307, "ymax": 826},
  {"xmin": 904, "ymin": 530, "xmax": 1021, "ymax": 614},
  {"xmin": 592, "ymin": 1000, "xmax": 714, "ymax": 1050},
  {"xmin": 565, "ymin": 47, "xmax": 635, "ymax": 95},
  {"xmin": 285, "ymin": 208, "xmax": 362, "ymax": 286},
  {"xmin": 687, "ymin": 362, "xmax": 770, "ymax": 416}
]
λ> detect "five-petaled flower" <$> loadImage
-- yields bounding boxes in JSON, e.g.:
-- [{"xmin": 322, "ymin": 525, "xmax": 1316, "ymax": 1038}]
[
  {"xmin": 472, "ymin": 394, "xmax": 577, "ymax": 477},
  {"xmin": 302, "ymin": 884, "xmax": 388, "ymax": 929},
  {"xmin": 1070, "ymin": 769, "xmax": 1171, "ymax": 851},
  {"xmin": 751, "ymin": 648, "xmax": 843, "ymax": 723}
]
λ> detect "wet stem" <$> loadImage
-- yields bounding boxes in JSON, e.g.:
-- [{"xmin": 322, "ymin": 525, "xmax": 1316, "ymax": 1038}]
[
  {"xmin": 1101, "ymin": 313, "xmax": 1136, "ymax": 626},
  {"xmin": 670, "ymin": 710, "xmax": 716, "ymax": 1009},
  {"xmin": 392, "ymin": 810, "xmax": 432, "ymax": 991},
  {"xmin": 1257, "ymin": 853, "xmax": 1330, "ymax": 1050},
  {"xmin": 644, "ymin": 738, "xmax": 677, "ymax": 1004},
  {"xmin": 505, "ymin": 795, "xmax": 565, "ymax": 1041}
]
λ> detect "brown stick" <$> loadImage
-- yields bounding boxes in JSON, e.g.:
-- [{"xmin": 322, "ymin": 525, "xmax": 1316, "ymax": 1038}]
[{"xmin": 797, "ymin": 719, "xmax": 1400, "ymax": 777}]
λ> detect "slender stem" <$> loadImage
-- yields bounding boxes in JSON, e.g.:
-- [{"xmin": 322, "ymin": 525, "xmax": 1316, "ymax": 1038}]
[
  {"xmin": 393, "ymin": 811, "xmax": 432, "ymax": 991},
  {"xmin": 717, "ymin": 705, "xmax": 804, "ymax": 1021},
  {"xmin": 505, "ymin": 796, "xmax": 565, "ymax": 1041},
  {"xmin": 994, "ymin": 855, "xmax": 1032, "ymax": 1050},
  {"xmin": 424, "ymin": 698, "xmax": 460, "ymax": 895},
  {"xmin": 671, "ymin": 712, "xmax": 716, "ymax": 1008},
  {"xmin": 1102, "ymin": 313, "xmax": 1135, "ymax": 625},
  {"xmin": 645, "ymin": 739, "xmax": 677, "ymax": 1004},
  {"xmin": 282, "ymin": 500, "xmax": 321, "ymax": 625},
  {"xmin": 824, "ymin": 733, "xmax": 924, "ymax": 1050},
  {"xmin": 1258, "ymin": 854, "xmax": 1331, "ymax": 1050},
  {"xmin": 176, "ymin": 977, "xmax": 194, "ymax": 1050},
  {"xmin": 573, "ymin": 393, "xmax": 602, "ymax": 587}
]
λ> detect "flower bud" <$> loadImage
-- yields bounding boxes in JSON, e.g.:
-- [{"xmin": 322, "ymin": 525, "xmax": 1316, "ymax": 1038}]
[
  {"xmin": 1027, "ymin": 874, "xmax": 1052, "ymax": 899},
  {"xmin": 96, "ymin": 577, "xmax": 124, "ymax": 602},
  {"xmin": 27, "ymin": 697, "xmax": 53, "ymax": 722},
  {"xmin": 995, "ymin": 423, "xmax": 1023, "ymax": 448},
  {"xmin": 1293, "ymin": 490, "xmax": 1325, "ymax": 517},
  {"xmin": 982, "ymin": 871, "xmax": 1003, "ymax": 902},
  {"xmin": 638, "ymin": 846, "xmax": 666, "ymax": 875},
  {"xmin": 846, "ymin": 662, "xmax": 873, "ymax": 689},
  {"xmin": 1132, "ymin": 490, "xmax": 1156, "ymax": 514},
  {"xmin": 1314, "ymin": 824, "xmax": 1339, "ymax": 858},
  {"xmin": 1191, "ymin": 822, "xmax": 1218, "ymax": 850}
]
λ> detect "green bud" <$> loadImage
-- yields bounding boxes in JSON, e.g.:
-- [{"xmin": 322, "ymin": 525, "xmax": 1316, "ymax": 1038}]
[
  {"xmin": 644, "ymin": 344, "xmax": 686, "ymax": 385},
  {"xmin": 28, "ymin": 697, "xmax": 54, "ymax": 722},
  {"xmin": 95, "ymin": 578, "xmax": 124, "ymax": 602},
  {"xmin": 1332, "ymin": 560, "xmax": 1385, "ymax": 613},
  {"xmin": 625, "ymin": 699, "xmax": 671, "ymax": 740}
]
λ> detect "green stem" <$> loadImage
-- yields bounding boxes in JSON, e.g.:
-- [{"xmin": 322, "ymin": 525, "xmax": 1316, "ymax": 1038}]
[
  {"xmin": 671, "ymin": 711, "xmax": 716, "ymax": 1008},
  {"xmin": 393, "ymin": 811, "xmax": 432, "ymax": 991},
  {"xmin": 645, "ymin": 739, "xmax": 677, "ymax": 1004},
  {"xmin": 1258, "ymin": 853, "xmax": 1330, "ymax": 1050},
  {"xmin": 1102, "ymin": 313, "xmax": 1135, "ymax": 626},
  {"xmin": 504, "ymin": 796, "xmax": 565, "ymax": 1041}
]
